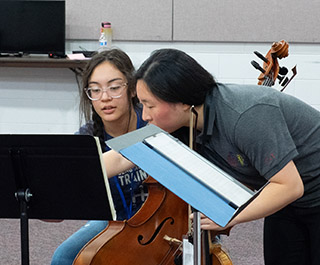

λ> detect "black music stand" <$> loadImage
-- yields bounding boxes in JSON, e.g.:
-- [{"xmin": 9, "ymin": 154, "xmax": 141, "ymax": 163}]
[{"xmin": 0, "ymin": 135, "xmax": 115, "ymax": 265}]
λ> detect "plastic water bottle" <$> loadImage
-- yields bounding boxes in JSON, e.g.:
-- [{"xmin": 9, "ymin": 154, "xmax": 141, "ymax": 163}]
[
  {"xmin": 101, "ymin": 22, "xmax": 113, "ymax": 48},
  {"xmin": 99, "ymin": 27, "xmax": 107, "ymax": 51}
]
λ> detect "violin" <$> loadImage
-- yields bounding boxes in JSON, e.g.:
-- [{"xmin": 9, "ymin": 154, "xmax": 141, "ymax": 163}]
[{"xmin": 251, "ymin": 40, "xmax": 297, "ymax": 90}]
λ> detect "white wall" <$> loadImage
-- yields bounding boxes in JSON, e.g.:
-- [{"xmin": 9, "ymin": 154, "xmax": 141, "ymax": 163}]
[{"xmin": 1, "ymin": 41, "xmax": 319, "ymax": 134}]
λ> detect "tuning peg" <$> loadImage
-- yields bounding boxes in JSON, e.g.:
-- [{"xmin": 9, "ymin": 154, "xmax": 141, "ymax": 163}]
[
  {"xmin": 278, "ymin": 66, "xmax": 288, "ymax": 75},
  {"xmin": 251, "ymin": 60, "xmax": 265, "ymax": 73},
  {"xmin": 277, "ymin": 67, "xmax": 288, "ymax": 83},
  {"xmin": 277, "ymin": 75, "xmax": 285, "ymax": 83},
  {"xmin": 280, "ymin": 77, "xmax": 289, "ymax": 87},
  {"xmin": 254, "ymin": 51, "xmax": 269, "ymax": 63}
]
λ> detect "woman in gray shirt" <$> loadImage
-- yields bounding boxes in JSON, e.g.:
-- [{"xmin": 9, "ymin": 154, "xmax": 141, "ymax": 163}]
[{"xmin": 125, "ymin": 48, "xmax": 319, "ymax": 265}]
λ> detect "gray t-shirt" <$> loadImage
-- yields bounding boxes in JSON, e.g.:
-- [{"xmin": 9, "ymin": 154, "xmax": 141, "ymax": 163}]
[{"xmin": 198, "ymin": 83, "xmax": 320, "ymax": 208}]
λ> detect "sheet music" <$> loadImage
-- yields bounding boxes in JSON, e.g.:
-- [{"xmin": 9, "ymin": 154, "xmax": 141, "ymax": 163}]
[{"xmin": 144, "ymin": 132, "xmax": 254, "ymax": 207}]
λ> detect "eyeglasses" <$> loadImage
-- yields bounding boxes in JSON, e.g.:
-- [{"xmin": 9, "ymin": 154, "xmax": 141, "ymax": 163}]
[{"xmin": 84, "ymin": 83, "xmax": 128, "ymax": 100}]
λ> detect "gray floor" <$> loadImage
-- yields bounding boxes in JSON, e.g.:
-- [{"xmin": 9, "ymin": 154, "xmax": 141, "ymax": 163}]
[{"xmin": 0, "ymin": 218, "xmax": 264, "ymax": 264}]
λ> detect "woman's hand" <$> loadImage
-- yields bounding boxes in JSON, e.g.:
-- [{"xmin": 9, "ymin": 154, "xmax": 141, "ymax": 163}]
[{"xmin": 190, "ymin": 212, "xmax": 227, "ymax": 231}]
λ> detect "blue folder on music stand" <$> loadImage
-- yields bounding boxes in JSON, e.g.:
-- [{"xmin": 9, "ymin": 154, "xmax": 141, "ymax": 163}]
[{"xmin": 107, "ymin": 125, "xmax": 264, "ymax": 227}]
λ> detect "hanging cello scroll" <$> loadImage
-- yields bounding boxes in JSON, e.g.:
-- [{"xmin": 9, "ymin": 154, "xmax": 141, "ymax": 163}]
[{"xmin": 251, "ymin": 40, "xmax": 297, "ymax": 91}]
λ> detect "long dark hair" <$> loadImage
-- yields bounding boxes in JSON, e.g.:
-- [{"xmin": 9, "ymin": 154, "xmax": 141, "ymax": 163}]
[
  {"xmin": 80, "ymin": 48, "xmax": 138, "ymax": 149},
  {"xmin": 135, "ymin": 48, "xmax": 216, "ymax": 106}
]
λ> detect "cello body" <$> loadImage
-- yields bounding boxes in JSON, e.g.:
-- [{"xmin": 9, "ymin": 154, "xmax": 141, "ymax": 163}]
[
  {"xmin": 73, "ymin": 177, "xmax": 189, "ymax": 265},
  {"xmin": 73, "ymin": 177, "xmax": 232, "ymax": 265}
]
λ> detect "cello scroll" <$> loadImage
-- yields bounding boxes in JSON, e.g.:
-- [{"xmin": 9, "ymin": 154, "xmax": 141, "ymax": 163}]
[{"xmin": 251, "ymin": 40, "xmax": 297, "ymax": 91}]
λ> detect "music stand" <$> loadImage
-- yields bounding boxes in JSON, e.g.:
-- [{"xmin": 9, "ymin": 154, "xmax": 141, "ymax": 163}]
[
  {"xmin": 107, "ymin": 124, "xmax": 263, "ymax": 265},
  {"xmin": 0, "ymin": 134, "xmax": 115, "ymax": 265}
]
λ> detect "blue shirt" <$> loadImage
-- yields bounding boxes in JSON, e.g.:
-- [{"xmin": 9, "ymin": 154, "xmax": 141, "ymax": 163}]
[{"xmin": 78, "ymin": 106, "xmax": 148, "ymax": 219}]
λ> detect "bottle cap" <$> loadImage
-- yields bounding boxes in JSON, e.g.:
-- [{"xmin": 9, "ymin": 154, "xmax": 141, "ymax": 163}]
[{"xmin": 101, "ymin": 22, "xmax": 111, "ymax": 28}]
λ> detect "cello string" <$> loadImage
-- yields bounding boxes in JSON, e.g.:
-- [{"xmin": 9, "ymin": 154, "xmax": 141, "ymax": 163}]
[{"xmin": 264, "ymin": 76, "xmax": 273, "ymax": 87}]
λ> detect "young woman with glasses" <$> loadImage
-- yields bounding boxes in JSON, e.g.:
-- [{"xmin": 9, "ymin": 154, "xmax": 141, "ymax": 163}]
[
  {"xmin": 103, "ymin": 48, "xmax": 320, "ymax": 265},
  {"xmin": 50, "ymin": 49, "xmax": 148, "ymax": 265}
]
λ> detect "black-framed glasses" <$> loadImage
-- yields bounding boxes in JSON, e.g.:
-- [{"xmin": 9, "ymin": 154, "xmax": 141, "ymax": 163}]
[{"xmin": 84, "ymin": 83, "xmax": 128, "ymax": 100}]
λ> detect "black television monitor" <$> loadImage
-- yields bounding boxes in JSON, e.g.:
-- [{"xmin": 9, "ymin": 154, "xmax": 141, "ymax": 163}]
[{"xmin": 0, "ymin": 0, "xmax": 65, "ymax": 56}]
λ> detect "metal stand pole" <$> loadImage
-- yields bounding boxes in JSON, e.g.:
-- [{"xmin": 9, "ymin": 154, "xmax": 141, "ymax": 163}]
[
  {"xmin": 16, "ymin": 188, "xmax": 32, "ymax": 265},
  {"xmin": 193, "ymin": 211, "xmax": 201, "ymax": 265}
]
